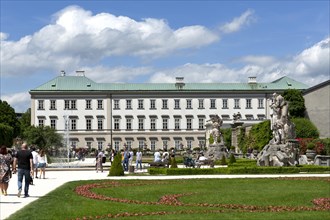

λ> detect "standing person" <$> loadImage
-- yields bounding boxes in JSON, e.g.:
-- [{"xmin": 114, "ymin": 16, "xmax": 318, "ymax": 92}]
[
  {"xmin": 96, "ymin": 150, "xmax": 104, "ymax": 173},
  {"xmin": 31, "ymin": 146, "xmax": 38, "ymax": 178},
  {"xmin": 123, "ymin": 148, "xmax": 129, "ymax": 171},
  {"xmin": 12, "ymin": 143, "xmax": 33, "ymax": 198},
  {"xmin": 0, "ymin": 145, "xmax": 13, "ymax": 196},
  {"xmin": 37, "ymin": 149, "xmax": 48, "ymax": 179},
  {"xmin": 135, "ymin": 149, "xmax": 142, "ymax": 170}
]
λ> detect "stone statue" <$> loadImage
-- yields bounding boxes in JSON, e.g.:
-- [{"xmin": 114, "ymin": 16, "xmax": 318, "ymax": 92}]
[
  {"xmin": 207, "ymin": 115, "xmax": 223, "ymax": 144},
  {"xmin": 269, "ymin": 93, "xmax": 295, "ymax": 144},
  {"xmin": 257, "ymin": 93, "xmax": 298, "ymax": 167},
  {"xmin": 233, "ymin": 112, "xmax": 241, "ymax": 122}
]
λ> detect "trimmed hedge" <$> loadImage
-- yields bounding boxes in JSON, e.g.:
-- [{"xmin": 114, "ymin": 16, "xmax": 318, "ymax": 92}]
[{"xmin": 148, "ymin": 165, "xmax": 330, "ymax": 175}]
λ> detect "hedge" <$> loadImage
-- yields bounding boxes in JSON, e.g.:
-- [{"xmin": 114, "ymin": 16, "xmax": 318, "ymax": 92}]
[{"xmin": 148, "ymin": 165, "xmax": 330, "ymax": 175}]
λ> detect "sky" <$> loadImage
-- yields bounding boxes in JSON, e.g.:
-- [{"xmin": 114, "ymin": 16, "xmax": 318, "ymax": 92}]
[{"xmin": 1, "ymin": 0, "xmax": 329, "ymax": 113}]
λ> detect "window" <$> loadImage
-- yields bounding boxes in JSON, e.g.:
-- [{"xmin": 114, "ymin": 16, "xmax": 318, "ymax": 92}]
[
  {"xmin": 187, "ymin": 118, "xmax": 192, "ymax": 130},
  {"xmin": 246, "ymin": 99, "xmax": 252, "ymax": 109},
  {"xmin": 86, "ymin": 142, "xmax": 92, "ymax": 149},
  {"xmin": 71, "ymin": 119, "xmax": 76, "ymax": 130},
  {"xmin": 174, "ymin": 99, "xmax": 180, "ymax": 109},
  {"xmin": 187, "ymin": 140, "xmax": 192, "ymax": 149},
  {"xmin": 151, "ymin": 140, "xmax": 156, "ymax": 151},
  {"xmin": 150, "ymin": 99, "xmax": 156, "ymax": 109},
  {"xmin": 38, "ymin": 100, "xmax": 44, "ymax": 110},
  {"xmin": 38, "ymin": 119, "xmax": 45, "ymax": 127},
  {"xmin": 162, "ymin": 99, "xmax": 168, "ymax": 109},
  {"xmin": 198, "ymin": 99, "xmax": 204, "ymax": 109},
  {"xmin": 114, "ymin": 141, "xmax": 120, "ymax": 152},
  {"xmin": 50, "ymin": 100, "xmax": 56, "ymax": 110},
  {"xmin": 126, "ymin": 118, "xmax": 132, "ymax": 130},
  {"xmin": 64, "ymin": 100, "xmax": 70, "ymax": 110},
  {"xmin": 199, "ymin": 140, "xmax": 205, "ymax": 149},
  {"xmin": 126, "ymin": 100, "xmax": 132, "ymax": 109},
  {"xmin": 71, "ymin": 141, "xmax": 77, "ymax": 149},
  {"xmin": 127, "ymin": 140, "xmax": 132, "ymax": 150},
  {"xmin": 86, "ymin": 119, "xmax": 92, "ymax": 130},
  {"xmin": 71, "ymin": 100, "xmax": 76, "ymax": 109},
  {"xmin": 138, "ymin": 118, "xmax": 144, "ymax": 130},
  {"xmin": 50, "ymin": 119, "xmax": 56, "ymax": 129},
  {"xmin": 114, "ymin": 118, "xmax": 120, "ymax": 130},
  {"xmin": 246, "ymin": 115, "xmax": 254, "ymax": 120},
  {"xmin": 162, "ymin": 140, "xmax": 168, "ymax": 150},
  {"xmin": 138, "ymin": 99, "xmax": 144, "ymax": 109},
  {"xmin": 64, "ymin": 100, "xmax": 76, "ymax": 110},
  {"xmin": 97, "ymin": 142, "xmax": 103, "ymax": 150},
  {"xmin": 86, "ymin": 100, "xmax": 92, "ymax": 109},
  {"xmin": 97, "ymin": 118, "xmax": 103, "ymax": 130},
  {"xmin": 186, "ymin": 99, "xmax": 192, "ymax": 109},
  {"xmin": 97, "ymin": 100, "xmax": 103, "ymax": 109},
  {"xmin": 174, "ymin": 118, "xmax": 180, "ymax": 130},
  {"xmin": 210, "ymin": 99, "xmax": 216, "ymax": 109},
  {"xmin": 175, "ymin": 140, "xmax": 181, "ymax": 150},
  {"xmin": 199, "ymin": 118, "xmax": 204, "ymax": 129},
  {"xmin": 114, "ymin": 100, "xmax": 120, "ymax": 109},
  {"xmin": 222, "ymin": 99, "xmax": 228, "ymax": 109},
  {"xmin": 138, "ymin": 140, "xmax": 144, "ymax": 150},
  {"xmin": 162, "ymin": 118, "xmax": 168, "ymax": 130},
  {"xmin": 258, "ymin": 99, "xmax": 264, "ymax": 108},
  {"xmin": 150, "ymin": 118, "xmax": 156, "ymax": 130},
  {"xmin": 234, "ymin": 99, "xmax": 240, "ymax": 109},
  {"xmin": 257, "ymin": 114, "xmax": 266, "ymax": 120}
]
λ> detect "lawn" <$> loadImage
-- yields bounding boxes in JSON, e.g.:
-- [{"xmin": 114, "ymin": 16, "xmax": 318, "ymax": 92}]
[{"xmin": 8, "ymin": 177, "xmax": 330, "ymax": 220}]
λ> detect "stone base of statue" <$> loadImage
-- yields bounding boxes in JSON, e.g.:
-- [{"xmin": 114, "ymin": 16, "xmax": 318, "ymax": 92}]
[
  {"xmin": 204, "ymin": 143, "xmax": 228, "ymax": 160},
  {"xmin": 257, "ymin": 139, "xmax": 299, "ymax": 166}
]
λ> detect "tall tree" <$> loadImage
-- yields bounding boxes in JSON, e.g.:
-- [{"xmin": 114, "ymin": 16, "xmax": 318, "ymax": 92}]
[
  {"xmin": 19, "ymin": 108, "xmax": 31, "ymax": 138},
  {"xmin": 282, "ymin": 89, "xmax": 306, "ymax": 118},
  {"xmin": 23, "ymin": 126, "xmax": 63, "ymax": 151},
  {"xmin": 0, "ymin": 100, "xmax": 20, "ymax": 140},
  {"xmin": 0, "ymin": 123, "xmax": 14, "ymax": 146}
]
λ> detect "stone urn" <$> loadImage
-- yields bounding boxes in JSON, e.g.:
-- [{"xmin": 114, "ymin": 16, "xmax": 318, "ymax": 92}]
[{"xmin": 306, "ymin": 149, "xmax": 317, "ymax": 161}]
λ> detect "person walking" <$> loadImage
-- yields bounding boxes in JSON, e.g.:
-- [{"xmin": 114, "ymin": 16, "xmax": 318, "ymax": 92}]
[
  {"xmin": 13, "ymin": 143, "xmax": 33, "ymax": 198},
  {"xmin": 0, "ymin": 145, "xmax": 13, "ymax": 196},
  {"xmin": 31, "ymin": 146, "xmax": 38, "ymax": 178},
  {"xmin": 37, "ymin": 149, "xmax": 48, "ymax": 179},
  {"xmin": 135, "ymin": 149, "xmax": 142, "ymax": 170}
]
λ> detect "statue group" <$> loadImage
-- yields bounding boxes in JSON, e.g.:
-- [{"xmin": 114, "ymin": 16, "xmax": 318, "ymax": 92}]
[{"xmin": 257, "ymin": 93, "xmax": 299, "ymax": 167}]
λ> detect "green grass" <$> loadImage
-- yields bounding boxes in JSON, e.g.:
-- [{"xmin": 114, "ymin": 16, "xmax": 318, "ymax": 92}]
[{"xmin": 8, "ymin": 178, "xmax": 330, "ymax": 220}]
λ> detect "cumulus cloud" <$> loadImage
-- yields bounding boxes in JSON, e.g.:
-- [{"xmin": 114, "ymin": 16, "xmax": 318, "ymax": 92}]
[
  {"xmin": 220, "ymin": 9, "xmax": 255, "ymax": 34},
  {"xmin": 1, "ymin": 92, "xmax": 30, "ymax": 113},
  {"xmin": 1, "ymin": 5, "xmax": 219, "ymax": 77}
]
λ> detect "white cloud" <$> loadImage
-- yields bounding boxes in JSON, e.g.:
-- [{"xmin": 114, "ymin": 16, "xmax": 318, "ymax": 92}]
[
  {"xmin": 2, "ymin": 92, "xmax": 30, "ymax": 113},
  {"xmin": 1, "ymin": 5, "xmax": 218, "ymax": 77},
  {"xmin": 220, "ymin": 9, "xmax": 255, "ymax": 34},
  {"xmin": 0, "ymin": 32, "xmax": 9, "ymax": 41}
]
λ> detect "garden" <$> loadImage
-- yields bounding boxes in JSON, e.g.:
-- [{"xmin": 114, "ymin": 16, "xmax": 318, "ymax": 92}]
[{"xmin": 7, "ymin": 177, "xmax": 330, "ymax": 220}]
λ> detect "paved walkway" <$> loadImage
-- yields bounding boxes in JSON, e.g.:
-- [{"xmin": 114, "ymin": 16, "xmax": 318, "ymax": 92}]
[{"xmin": 1, "ymin": 168, "xmax": 329, "ymax": 220}]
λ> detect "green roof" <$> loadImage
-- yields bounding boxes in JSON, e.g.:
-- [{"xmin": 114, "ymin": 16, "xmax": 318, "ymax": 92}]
[{"xmin": 30, "ymin": 75, "xmax": 309, "ymax": 93}]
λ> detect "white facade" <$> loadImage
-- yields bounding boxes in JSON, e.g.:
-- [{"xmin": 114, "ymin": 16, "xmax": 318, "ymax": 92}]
[{"xmin": 30, "ymin": 74, "xmax": 308, "ymax": 151}]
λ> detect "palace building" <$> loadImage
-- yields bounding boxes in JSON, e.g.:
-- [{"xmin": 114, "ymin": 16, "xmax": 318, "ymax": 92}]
[{"xmin": 29, "ymin": 71, "xmax": 308, "ymax": 151}]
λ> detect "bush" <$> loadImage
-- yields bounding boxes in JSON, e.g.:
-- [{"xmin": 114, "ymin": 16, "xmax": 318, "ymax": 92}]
[
  {"xmin": 228, "ymin": 154, "xmax": 236, "ymax": 164},
  {"xmin": 292, "ymin": 118, "xmax": 319, "ymax": 138},
  {"xmin": 108, "ymin": 153, "xmax": 124, "ymax": 176},
  {"xmin": 220, "ymin": 155, "xmax": 227, "ymax": 165}
]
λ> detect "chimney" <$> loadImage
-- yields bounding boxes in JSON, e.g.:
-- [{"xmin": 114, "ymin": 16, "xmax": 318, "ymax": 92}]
[
  {"xmin": 248, "ymin": 76, "xmax": 257, "ymax": 84},
  {"xmin": 175, "ymin": 77, "xmax": 185, "ymax": 90},
  {"xmin": 76, "ymin": 70, "xmax": 85, "ymax": 76},
  {"xmin": 60, "ymin": 70, "xmax": 66, "ymax": 76}
]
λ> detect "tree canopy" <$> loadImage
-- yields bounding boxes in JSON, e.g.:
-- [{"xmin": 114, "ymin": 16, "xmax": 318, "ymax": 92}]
[
  {"xmin": 23, "ymin": 126, "xmax": 63, "ymax": 151},
  {"xmin": 0, "ymin": 100, "xmax": 20, "ymax": 146},
  {"xmin": 283, "ymin": 89, "xmax": 306, "ymax": 118}
]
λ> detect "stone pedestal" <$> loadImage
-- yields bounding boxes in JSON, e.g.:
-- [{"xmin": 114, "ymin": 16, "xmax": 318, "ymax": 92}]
[
  {"xmin": 204, "ymin": 143, "xmax": 228, "ymax": 160},
  {"xmin": 230, "ymin": 121, "xmax": 244, "ymax": 154}
]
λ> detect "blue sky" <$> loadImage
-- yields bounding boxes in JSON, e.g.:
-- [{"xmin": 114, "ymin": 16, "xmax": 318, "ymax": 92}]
[{"xmin": 1, "ymin": 0, "xmax": 329, "ymax": 112}]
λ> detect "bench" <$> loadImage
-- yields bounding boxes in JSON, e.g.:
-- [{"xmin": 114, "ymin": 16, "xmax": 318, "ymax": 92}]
[
  {"xmin": 148, "ymin": 161, "xmax": 169, "ymax": 168},
  {"xmin": 196, "ymin": 159, "xmax": 214, "ymax": 168},
  {"xmin": 183, "ymin": 156, "xmax": 196, "ymax": 168}
]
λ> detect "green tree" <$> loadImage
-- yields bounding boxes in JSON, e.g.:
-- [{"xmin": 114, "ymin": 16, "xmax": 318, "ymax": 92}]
[
  {"xmin": 283, "ymin": 89, "xmax": 306, "ymax": 118},
  {"xmin": 23, "ymin": 126, "xmax": 63, "ymax": 151},
  {"xmin": 0, "ymin": 100, "xmax": 20, "ymax": 138},
  {"xmin": 292, "ymin": 118, "xmax": 319, "ymax": 138},
  {"xmin": 221, "ymin": 128, "xmax": 232, "ymax": 149},
  {"xmin": 0, "ymin": 123, "xmax": 14, "ymax": 146},
  {"xmin": 19, "ymin": 108, "xmax": 31, "ymax": 138}
]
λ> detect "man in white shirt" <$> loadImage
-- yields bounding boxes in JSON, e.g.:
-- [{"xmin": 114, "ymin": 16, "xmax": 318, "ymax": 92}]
[
  {"xmin": 154, "ymin": 151, "xmax": 161, "ymax": 162},
  {"xmin": 31, "ymin": 146, "xmax": 38, "ymax": 178}
]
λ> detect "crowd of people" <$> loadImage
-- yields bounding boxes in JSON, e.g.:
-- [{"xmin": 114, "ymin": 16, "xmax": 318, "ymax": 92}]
[{"xmin": 0, "ymin": 143, "xmax": 48, "ymax": 198}]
